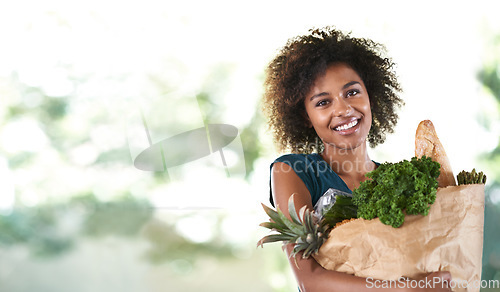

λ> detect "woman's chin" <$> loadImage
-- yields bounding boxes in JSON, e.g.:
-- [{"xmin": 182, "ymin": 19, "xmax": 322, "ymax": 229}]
[{"xmin": 323, "ymin": 137, "xmax": 367, "ymax": 152}]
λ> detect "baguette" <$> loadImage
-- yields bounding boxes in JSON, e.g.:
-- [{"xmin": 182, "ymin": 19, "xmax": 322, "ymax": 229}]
[{"xmin": 415, "ymin": 120, "xmax": 456, "ymax": 188}]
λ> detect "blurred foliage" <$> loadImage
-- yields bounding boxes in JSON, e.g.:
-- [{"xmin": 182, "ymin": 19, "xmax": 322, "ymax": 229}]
[
  {"xmin": 194, "ymin": 87, "xmax": 265, "ymax": 178},
  {"xmin": 477, "ymin": 32, "xmax": 500, "ymax": 287},
  {"xmin": 0, "ymin": 193, "xmax": 241, "ymax": 265},
  {"xmin": 477, "ymin": 33, "xmax": 500, "ymax": 104},
  {"xmin": 240, "ymin": 112, "xmax": 265, "ymax": 178},
  {"xmin": 478, "ymin": 67, "xmax": 500, "ymax": 102},
  {"xmin": 482, "ymin": 197, "xmax": 500, "ymax": 283},
  {"xmin": 477, "ymin": 39, "xmax": 500, "ymax": 166},
  {"xmin": 477, "ymin": 32, "xmax": 500, "ymax": 178},
  {"xmin": 0, "ymin": 8, "xmax": 280, "ymax": 292},
  {"xmin": 0, "ymin": 193, "xmax": 153, "ymax": 257},
  {"xmin": 0, "ymin": 59, "xmax": 264, "ymax": 264},
  {"xmin": 6, "ymin": 82, "xmax": 69, "ymax": 122},
  {"xmin": 0, "ymin": 204, "xmax": 74, "ymax": 257},
  {"xmin": 141, "ymin": 216, "xmax": 234, "ymax": 265},
  {"xmin": 74, "ymin": 194, "xmax": 153, "ymax": 237},
  {"xmin": 193, "ymin": 63, "xmax": 265, "ymax": 178}
]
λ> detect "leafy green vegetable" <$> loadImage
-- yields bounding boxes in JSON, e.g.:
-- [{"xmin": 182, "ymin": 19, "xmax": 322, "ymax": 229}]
[
  {"xmin": 321, "ymin": 195, "xmax": 357, "ymax": 228},
  {"xmin": 352, "ymin": 156, "xmax": 440, "ymax": 228}
]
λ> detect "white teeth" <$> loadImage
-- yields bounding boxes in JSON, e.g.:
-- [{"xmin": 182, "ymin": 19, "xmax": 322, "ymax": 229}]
[{"xmin": 334, "ymin": 120, "xmax": 358, "ymax": 131}]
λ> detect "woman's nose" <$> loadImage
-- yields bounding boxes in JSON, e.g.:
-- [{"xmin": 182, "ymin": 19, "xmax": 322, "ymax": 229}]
[{"xmin": 332, "ymin": 97, "xmax": 353, "ymax": 117}]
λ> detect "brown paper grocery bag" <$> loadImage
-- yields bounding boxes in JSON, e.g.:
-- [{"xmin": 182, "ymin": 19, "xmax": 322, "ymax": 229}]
[{"xmin": 314, "ymin": 184, "xmax": 485, "ymax": 292}]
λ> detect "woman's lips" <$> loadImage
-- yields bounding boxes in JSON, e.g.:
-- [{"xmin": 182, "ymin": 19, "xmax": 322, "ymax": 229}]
[{"xmin": 331, "ymin": 118, "xmax": 361, "ymax": 135}]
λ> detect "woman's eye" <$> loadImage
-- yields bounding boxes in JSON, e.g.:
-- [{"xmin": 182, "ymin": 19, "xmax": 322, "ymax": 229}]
[
  {"xmin": 346, "ymin": 89, "xmax": 359, "ymax": 97},
  {"xmin": 316, "ymin": 99, "xmax": 329, "ymax": 107}
]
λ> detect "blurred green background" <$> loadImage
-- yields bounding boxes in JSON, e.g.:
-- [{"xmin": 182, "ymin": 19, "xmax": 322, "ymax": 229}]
[{"xmin": 0, "ymin": 1, "xmax": 499, "ymax": 291}]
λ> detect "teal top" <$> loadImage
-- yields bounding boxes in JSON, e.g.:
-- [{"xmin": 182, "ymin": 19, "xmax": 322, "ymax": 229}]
[
  {"xmin": 269, "ymin": 153, "xmax": 379, "ymax": 207},
  {"xmin": 269, "ymin": 153, "xmax": 352, "ymax": 207}
]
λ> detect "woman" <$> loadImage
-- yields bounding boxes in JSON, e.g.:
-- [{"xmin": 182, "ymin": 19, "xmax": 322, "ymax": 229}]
[{"xmin": 262, "ymin": 27, "xmax": 452, "ymax": 291}]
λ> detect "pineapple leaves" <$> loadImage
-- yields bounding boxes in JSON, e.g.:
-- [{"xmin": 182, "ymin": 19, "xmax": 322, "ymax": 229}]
[
  {"xmin": 276, "ymin": 208, "xmax": 304, "ymax": 236},
  {"xmin": 257, "ymin": 195, "xmax": 330, "ymax": 261},
  {"xmin": 257, "ymin": 234, "xmax": 294, "ymax": 247},
  {"xmin": 260, "ymin": 203, "xmax": 286, "ymax": 227},
  {"xmin": 288, "ymin": 194, "xmax": 303, "ymax": 225},
  {"xmin": 303, "ymin": 206, "xmax": 315, "ymax": 232},
  {"xmin": 259, "ymin": 222, "xmax": 297, "ymax": 237}
]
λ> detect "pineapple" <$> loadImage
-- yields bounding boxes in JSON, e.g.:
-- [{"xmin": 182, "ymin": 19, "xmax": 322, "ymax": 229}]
[{"xmin": 257, "ymin": 195, "xmax": 330, "ymax": 260}]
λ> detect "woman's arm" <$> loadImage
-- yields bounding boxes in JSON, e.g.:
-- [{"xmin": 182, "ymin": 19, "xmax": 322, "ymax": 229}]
[{"xmin": 271, "ymin": 162, "xmax": 452, "ymax": 292}]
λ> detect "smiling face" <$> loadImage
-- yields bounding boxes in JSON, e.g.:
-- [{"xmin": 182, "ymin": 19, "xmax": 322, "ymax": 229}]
[{"xmin": 304, "ymin": 63, "xmax": 372, "ymax": 151}]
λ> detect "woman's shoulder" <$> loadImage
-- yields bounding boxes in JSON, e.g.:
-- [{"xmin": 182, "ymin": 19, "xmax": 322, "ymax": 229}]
[
  {"xmin": 273, "ymin": 153, "xmax": 322, "ymax": 164},
  {"xmin": 269, "ymin": 153, "xmax": 325, "ymax": 208},
  {"xmin": 271, "ymin": 153, "xmax": 326, "ymax": 176}
]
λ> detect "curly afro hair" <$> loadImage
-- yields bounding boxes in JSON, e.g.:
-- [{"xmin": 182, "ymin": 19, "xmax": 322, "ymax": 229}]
[{"xmin": 262, "ymin": 26, "xmax": 404, "ymax": 153}]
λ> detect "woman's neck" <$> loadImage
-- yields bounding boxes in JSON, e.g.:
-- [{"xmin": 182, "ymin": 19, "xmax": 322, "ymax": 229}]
[{"xmin": 320, "ymin": 142, "xmax": 374, "ymax": 177}]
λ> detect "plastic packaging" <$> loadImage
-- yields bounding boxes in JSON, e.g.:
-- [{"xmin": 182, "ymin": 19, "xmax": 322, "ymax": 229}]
[{"xmin": 313, "ymin": 188, "xmax": 352, "ymax": 220}]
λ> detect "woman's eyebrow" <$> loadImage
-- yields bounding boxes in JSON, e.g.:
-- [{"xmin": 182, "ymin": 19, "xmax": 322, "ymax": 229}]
[
  {"xmin": 342, "ymin": 81, "xmax": 361, "ymax": 89},
  {"xmin": 309, "ymin": 92, "xmax": 329, "ymax": 101}
]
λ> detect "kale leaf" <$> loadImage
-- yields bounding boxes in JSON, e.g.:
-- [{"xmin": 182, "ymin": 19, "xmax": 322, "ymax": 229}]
[
  {"xmin": 321, "ymin": 194, "xmax": 358, "ymax": 228},
  {"xmin": 352, "ymin": 156, "xmax": 440, "ymax": 228}
]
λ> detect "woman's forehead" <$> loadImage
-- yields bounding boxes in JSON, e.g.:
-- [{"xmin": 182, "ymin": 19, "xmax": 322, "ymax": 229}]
[{"xmin": 309, "ymin": 63, "xmax": 364, "ymax": 91}]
